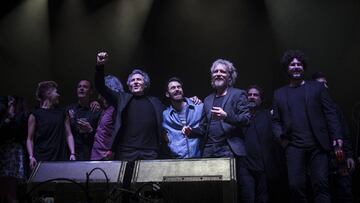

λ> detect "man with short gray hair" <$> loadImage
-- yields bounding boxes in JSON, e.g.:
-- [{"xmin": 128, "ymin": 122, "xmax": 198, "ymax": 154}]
[{"xmin": 95, "ymin": 52, "xmax": 169, "ymax": 161}]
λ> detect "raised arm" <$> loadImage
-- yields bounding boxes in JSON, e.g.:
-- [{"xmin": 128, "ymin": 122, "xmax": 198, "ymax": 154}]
[{"xmin": 95, "ymin": 52, "xmax": 120, "ymax": 107}]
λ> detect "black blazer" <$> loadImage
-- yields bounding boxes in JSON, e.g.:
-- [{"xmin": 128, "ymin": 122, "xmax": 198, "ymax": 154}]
[
  {"xmin": 94, "ymin": 65, "xmax": 167, "ymax": 156},
  {"xmin": 192, "ymin": 87, "xmax": 251, "ymax": 156},
  {"xmin": 272, "ymin": 81, "xmax": 342, "ymax": 151},
  {"xmin": 245, "ymin": 109, "xmax": 287, "ymax": 179}
]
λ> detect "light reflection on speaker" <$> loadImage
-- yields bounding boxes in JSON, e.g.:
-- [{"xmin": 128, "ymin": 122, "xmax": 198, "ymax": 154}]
[{"xmin": 131, "ymin": 158, "xmax": 237, "ymax": 203}]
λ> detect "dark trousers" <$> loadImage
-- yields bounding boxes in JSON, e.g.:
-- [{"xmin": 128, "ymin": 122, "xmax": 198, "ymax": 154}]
[
  {"xmin": 116, "ymin": 146, "xmax": 158, "ymax": 161},
  {"xmin": 286, "ymin": 145, "xmax": 330, "ymax": 203},
  {"xmin": 331, "ymin": 173, "xmax": 353, "ymax": 203},
  {"xmin": 202, "ymin": 143, "xmax": 235, "ymax": 158},
  {"xmin": 237, "ymin": 167, "xmax": 268, "ymax": 203}
]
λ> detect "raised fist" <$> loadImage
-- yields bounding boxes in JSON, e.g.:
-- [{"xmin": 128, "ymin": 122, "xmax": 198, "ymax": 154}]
[{"xmin": 97, "ymin": 52, "xmax": 108, "ymax": 65}]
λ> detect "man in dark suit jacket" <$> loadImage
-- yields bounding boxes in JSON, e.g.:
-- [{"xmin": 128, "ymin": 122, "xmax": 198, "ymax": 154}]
[
  {"xmin": 184, "ymin": 59, "xmax": 250, "ymax": 203},
  {"xmin": 95, "ymin": 52, "xmax": 169, "ymax": 161},
  {"xmin": 272, "ymin": 50, "xmax": 343, "ymax": 203},
  {"xmin": 184, "ymin": 59, "xmax": 250, "ymax": 158},
  {"xmin": 312, "ymin": 72, "xmax": 355, "ymax": 203},
  {"xmin": 239, "ymin": 85, "xmax": 289, "ymax": 203}
]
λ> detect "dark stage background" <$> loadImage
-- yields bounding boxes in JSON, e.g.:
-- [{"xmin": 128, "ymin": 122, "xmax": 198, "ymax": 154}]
[{"xmin": 1, "ymin": 0, "xmax": 360, "ymax": 143}]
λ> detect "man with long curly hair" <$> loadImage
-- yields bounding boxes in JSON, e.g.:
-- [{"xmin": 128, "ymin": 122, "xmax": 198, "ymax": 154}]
[{"xmin": 272, "ymin": 50, "xmax": 343, "ymax": 203}]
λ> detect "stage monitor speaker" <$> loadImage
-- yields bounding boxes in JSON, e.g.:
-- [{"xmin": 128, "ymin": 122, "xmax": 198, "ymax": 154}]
[
  {"xmin": 131, "ymin": 158, "xmax": 237, "ymax": 203},
  {"xmin": 27, "ymin": 161, "xmax": 126, "ymax": 203}
]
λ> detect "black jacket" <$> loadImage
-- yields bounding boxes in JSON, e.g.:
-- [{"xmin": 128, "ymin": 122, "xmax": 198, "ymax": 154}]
[
  {"xmin": 272, "ymin": 81, "xmax": 342, "ymax": 150},
  {"xmin": 191, "ymin": 87, "xmax": 251, "ymax": 156},
  {"xmin": 95, "ymin": 65, "xmax": 169, "ymax": 158}
]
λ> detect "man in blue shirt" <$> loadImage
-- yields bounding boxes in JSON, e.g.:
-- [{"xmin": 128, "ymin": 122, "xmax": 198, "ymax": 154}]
[{"xmin": 163, "ymin": 77, "xmax": 203, "ymax": 158}]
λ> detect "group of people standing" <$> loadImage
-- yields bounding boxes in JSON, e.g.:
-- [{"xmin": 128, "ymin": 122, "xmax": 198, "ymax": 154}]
[{"xmin": 0, "ymin": 49, "xmax": 358, "ymax": 203}]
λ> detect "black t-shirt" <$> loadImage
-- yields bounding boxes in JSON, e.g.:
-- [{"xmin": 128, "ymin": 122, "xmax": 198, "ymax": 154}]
[
  {"xmin": 207, "ymin": 95, "xmax": 227, "ymax": 145},
  {"xmin": 244, "ymin": 113, "xmax": 265, "ymax": 171},
  {"xmin": 119, "ymin": 96, "xmax": 158, "ymax": 150},
  {"xmin": 287, "ymin": 85, "xmax": 316, "ymax": 148},
  {"xmin": 32, "ymin": 108, "xmax": 67, "ymax": 161},
  {"xmin": 66, "ymin": 103, "xmax": 100, "ymax": 160}
]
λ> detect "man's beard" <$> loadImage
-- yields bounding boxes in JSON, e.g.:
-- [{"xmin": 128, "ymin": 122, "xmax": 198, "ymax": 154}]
[
  {"xmin": 212, "ymin": 78, "xmax": 227, "ymax": 89},
  {"xmin": 248, "ymin": 101, "xmax": 257, "ymax": 109}
]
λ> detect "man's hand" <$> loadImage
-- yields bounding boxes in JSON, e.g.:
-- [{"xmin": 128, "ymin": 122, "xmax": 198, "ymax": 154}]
[
  {"xmin": 190, "ymin": 96, "xmax": 202, "ymax": 105},
  {"xmin": 77, "ymin": 118, "xmax": 93, "ymax": 134},
  {"xmin": 90, "ymin": 100, "xmax": 101, "ymax": 112},
  {"xmin": 29, "ymin": 156, "xmax": 37, "ymax": 170},
  {"xmin": 69, "ymin": 154, "xmax": 76, "ymax": 161},
  {"xmin": 182, "ymin": 126, "xmax": 192, "ymax": 137},
  {"xmin": 211, "ymin": 107, "xmax": 227, "ymax": 120},
  {"xmin": 104, "ymin": 151, "xmax": 114, "ymax": 160},
  {"xmin": 97, "ymin": 52, "xmax": 108, "ymax": 66},
  {"xmin": 333, "ymin": 139, "xmax": 344, "ymax": 161},
  {"xmin": 68, "ymin": 109, "xmax": 75, "ymax": 119},
  {"xmin": 346, "ymin": 158, "xmax": 355, "ymax": 172},
  {"xmin": 332, "ymin": 139, "xmax": 343, "ymax": 148}
]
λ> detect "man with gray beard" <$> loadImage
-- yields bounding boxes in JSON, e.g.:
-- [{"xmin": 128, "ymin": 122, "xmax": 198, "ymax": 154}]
[
  {"xmin": 183, "ymin": 59, "xmax": 251, "ymax": 203},
  {"xmin": 184, "ymin": 59, "xmax": 250, "ymax": 158}
]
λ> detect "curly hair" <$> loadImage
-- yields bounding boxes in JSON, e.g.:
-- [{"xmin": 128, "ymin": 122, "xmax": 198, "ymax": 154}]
[
  {"xmin": 35, "ymin": 81, "xmax": 58, "ymax": 101},
  {"xmin": 105, "ymin": 75, "xmax": 124, "ymax": 93},
  {"xmin": 165, "ymin": 77, "xmax": 184, "ymax": 92},
  {"xmin": 246, "ymin": 85, "xmax": 264, "ymax": 101},
  {"xmin": 126, "ymin": 69, "xmax": 151, "ymax": 89},
  {"xmin": 210, "ymin": 59, "xmax": 238, "ymax": 87},
  {"xmin": 281, "ymin": 50, "xmax": 308, "ymax": 71}
]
